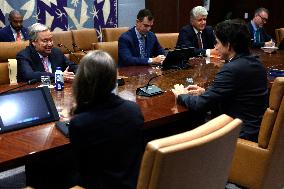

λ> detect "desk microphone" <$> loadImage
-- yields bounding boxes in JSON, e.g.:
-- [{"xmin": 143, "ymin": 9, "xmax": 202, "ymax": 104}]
[
  {"xmin": 0, "ymin": 79, "xmax": 39, "ymax": 95},
  {"xmin": 57, "ymin": 43, "xmax": 80, "ymax": 63},
  {"xmin": 136, "ymin": 68, "xmax": 180, "ymax": 97},
  {"xmin": 72, "ymin": 43, "xmax": 87, "ymax": 54}
]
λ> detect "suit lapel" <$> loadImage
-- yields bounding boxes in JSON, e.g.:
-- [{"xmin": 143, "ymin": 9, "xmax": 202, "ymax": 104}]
[
  {"xmin": 130, "ymin": 28, "xmax": 141, "ymax": 57},
  {"xmin": 21, "ymin": 28, "xmax": 28, "ymax": 40},
  {"xmin": 29, "ymin": 46, "xmax": 46, "ymax": 72},
  {"xmin": 7, "ymin": 26, "xmax": 15, "ymax": 41},
  {"xmin": 201, "ymin": 30, "xmax": 207, "ymax": 49},
  {"xmin": 145, "ymin": 33, "xmax": 150, "ymax": 57},
  {"xmin": 259, "ymin": 28, "xmax": 264, "ymax": 42},
  {"xmin": 49, "ymin": 50, "xmax": 57, "ymax": 72},
  {"xmin": 190, "ymin": 25, "xmax": 199, "ymax": 48}
]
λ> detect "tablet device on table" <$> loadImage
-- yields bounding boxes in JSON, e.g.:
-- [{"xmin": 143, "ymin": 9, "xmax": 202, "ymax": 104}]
[{"xmin": 0, "ymin": 87, "xmax": 59, "ymax": 133}]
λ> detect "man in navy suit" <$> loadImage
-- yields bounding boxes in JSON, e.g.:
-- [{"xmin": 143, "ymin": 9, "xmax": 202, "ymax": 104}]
[
  {"xmin": 118, "ymin": 9, "xmax": 165, "ymax": 67},
  {"xmin": 172, "ymin": 20, "xmax": 268, "ymax": 142},
  {"xmin": 0, "ymin": 10, "xmax": 29, "ymax": 42},
  {"xmin": 248, "ymin": 7, "xmax": 274, "ymax": 48},
  {"xmin": 16, "ymin": 23, "xmax": 77, "ymax": 82},
  {"xmin": 176, "ymin": 6, "xmax": 216, "ymax": 56}
]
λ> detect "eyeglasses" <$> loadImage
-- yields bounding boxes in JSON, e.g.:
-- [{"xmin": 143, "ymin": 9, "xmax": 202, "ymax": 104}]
[
  {"xmin": 258, "ymin": 14, "xmax": 268, "ymax": 23},
  {"xmin": 38, "ymin": 39, "xmax": 53, "ymax": 45}
]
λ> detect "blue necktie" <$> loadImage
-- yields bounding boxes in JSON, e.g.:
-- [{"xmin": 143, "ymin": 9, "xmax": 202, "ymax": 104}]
[
  {"xmin": 255, "ymin": 29, "xmax": 260, "ymax": 43},
  {"xmin": 138, "ymin": 36, "xmax": 147, "ymax": 58}
]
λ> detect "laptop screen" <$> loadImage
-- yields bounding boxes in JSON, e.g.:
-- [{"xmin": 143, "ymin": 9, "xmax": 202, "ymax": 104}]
[{"xmin": 0, "ymin": 87, "xmax": 59, "ymax": 133}]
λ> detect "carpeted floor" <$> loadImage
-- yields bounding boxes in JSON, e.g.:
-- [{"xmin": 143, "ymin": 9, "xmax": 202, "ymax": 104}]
[{"xmin": 0, "ymin": 166, "xmax": 26, "ymax": 189}]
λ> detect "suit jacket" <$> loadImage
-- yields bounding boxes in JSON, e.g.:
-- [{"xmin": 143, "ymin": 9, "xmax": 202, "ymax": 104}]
[
  {"xmin": 176, "ymin": 25, "xmax": 216, "ymax": 55},
  {"xmin": 248, "ymin": 22, "xmax": 272, "ymax": 48},
  {"xmin": 178, "ymin": 54, "xmax": 268, "ymax": 142},
  {"xmin": 16, "ymin": 45, "xmax": 77, "ymax": 82},
  {"xmin": 118, "ymin": 27, "xmax": 165, "ymax": 66},
  {"xmin": 0, "ymin": 25, "xmax": 29, "ymax": 42},
  {"xmin": 69, "ymin": 94, "xmax": 144, "ymax": 189}
]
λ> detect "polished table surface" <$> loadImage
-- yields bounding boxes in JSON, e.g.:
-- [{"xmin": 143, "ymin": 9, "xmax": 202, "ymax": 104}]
[{"xmin": 0, "ymin": 49, "xmax": 283, "ymax": 170}]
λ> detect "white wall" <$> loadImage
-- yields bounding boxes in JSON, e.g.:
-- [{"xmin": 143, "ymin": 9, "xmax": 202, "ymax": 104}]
[{"xmin": 118, "ymin": 0, "xmax": 145, "ymax": 27}]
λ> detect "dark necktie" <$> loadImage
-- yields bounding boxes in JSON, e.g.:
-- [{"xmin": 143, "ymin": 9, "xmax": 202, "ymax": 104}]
[{"xmin": 197, "ymin": 32, "xmax": 203, "ymax": 49}]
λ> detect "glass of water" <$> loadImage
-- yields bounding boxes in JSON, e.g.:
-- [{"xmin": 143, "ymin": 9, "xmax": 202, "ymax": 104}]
[{"xmin": 41, "ymin": 75, "xmax": 51, "ymax": 86}]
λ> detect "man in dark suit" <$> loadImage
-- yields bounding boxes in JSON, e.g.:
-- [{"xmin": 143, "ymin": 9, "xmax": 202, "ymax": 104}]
[
  {"xmin": 172, "ymin": 20, "xmax": 268, "ymax": 142},
  {"xmin": 16, "ymin": 23, "xmax": 77, "ymax": 82},
  {"xmin": 118, "ymin": 9, "xmax": 165, "ymax": 66},
  {"xmin": 248, "ymin": 7, "xmax": 274, "ymax": 48},
  {"xmin": 176, "ymin": 6, "xmax": 216, "ymax": 56},
  {"xmin": 0, "ymin": 10, "xmax": 29, "ymax": 42}
]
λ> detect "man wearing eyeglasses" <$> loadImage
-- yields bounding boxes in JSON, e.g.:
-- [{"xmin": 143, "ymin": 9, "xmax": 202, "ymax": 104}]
[
  {"xmin": 118, "ymin": 9, "xmax": 165, "ymax": 66},
  {"xmin": 248, "ymin": 7, "xmax": 274, "ymax": 48},
  {"xmin": 16, "ymin": 23, "xmax": 77, "ymax": 82}
]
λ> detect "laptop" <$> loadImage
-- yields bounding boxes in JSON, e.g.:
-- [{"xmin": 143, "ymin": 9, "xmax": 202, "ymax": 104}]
[{"xmin": 162, "ymin": 47, "xmax": 195, "ymax": 70}]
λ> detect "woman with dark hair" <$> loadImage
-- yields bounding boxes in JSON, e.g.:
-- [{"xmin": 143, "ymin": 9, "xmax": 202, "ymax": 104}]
[
  {"xmin": 172, "ymin": 20, "xmax": 268, "ymax": 142},
  {"xmin": 69, "ymin": 50, "xmax": 144, "ymax": 189}
]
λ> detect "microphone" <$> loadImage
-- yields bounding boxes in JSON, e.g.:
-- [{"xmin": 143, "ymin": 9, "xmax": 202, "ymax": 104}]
[
  {"xmin": 72, "ymin": 43, "xmax": 87, "ymax": 54},
  {"xmin": 28, "ymin": 78, "xmax": 38, "ymax": 85},
  {"xmin": 136, "ymin": 68, "xmax": 180, "ymax": 97},
  {"xmin": 0, "ymin": 79, "xmax": 39, "ymax": 95},
  {"xmin": 57, "ymin": 43, "xmax": 80, "ymax": 63}
]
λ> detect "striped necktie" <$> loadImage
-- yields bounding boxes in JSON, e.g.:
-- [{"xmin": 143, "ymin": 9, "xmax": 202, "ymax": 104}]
[{"xmin": 197, "ymin": 32, "xmax": 203, "ymax": 49}]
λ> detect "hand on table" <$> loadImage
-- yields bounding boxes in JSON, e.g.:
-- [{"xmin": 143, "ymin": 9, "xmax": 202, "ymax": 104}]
[
  {"xmin": 265, "ymin": 40, "xmax": 275, "ymax": 47},
  {"xmin": 172, "ymin": 84, "xmax": 189, "ymax": 98},
  {"xmin": 172, "ymin": 84, "xmax": 205, "ymax": 98},
  {"xmin": 152, "ymin": 55, "xmax": 166, "ymax": 64},
  {"xmin": 63, "ymin": 66, "xmax": 75, "ymax": 82},
  {"xmin": 186, "ymin": 85, "xmax": 205, "ymax": 96}
]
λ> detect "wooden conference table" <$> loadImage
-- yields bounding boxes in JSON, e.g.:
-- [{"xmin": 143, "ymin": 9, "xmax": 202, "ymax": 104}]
[{"xmin": 0, "ymin": 49, "xmax": 283, "ymax": 171}]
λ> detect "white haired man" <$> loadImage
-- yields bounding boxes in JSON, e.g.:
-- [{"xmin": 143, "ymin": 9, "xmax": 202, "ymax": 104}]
[
  {"xmin": 16, "ymin": 23, "xmax": 77, "ymax": 82},
  {"xmin": 176, "ymin": 6, "xmax": 216, "ymax": 56}
]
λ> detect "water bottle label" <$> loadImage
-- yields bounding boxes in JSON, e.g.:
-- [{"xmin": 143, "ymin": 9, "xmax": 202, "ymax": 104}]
[{"xmin": 55, "ymin": 71, "xmax": 64, "ymax": 91}]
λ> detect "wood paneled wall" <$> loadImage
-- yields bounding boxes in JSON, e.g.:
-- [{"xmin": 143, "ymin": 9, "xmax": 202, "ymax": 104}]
[
  {"xmin": 146, "ymin": 0, "xmax": 284, "ymax": 39},
  {"xmin": 145, "ymin": 0, "xmax": 203, "ymax": 33}
]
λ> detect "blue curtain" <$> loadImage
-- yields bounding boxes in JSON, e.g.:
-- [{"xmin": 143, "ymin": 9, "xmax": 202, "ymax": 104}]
[{"xmin": 0, "ymin": 0, "xmax": 118, "ymax": 41}]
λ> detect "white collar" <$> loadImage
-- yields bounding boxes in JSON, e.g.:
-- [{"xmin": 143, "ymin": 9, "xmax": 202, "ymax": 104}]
[{"xmin": 193, "ymin": 27, "xmax": 202, "ymax": 35}]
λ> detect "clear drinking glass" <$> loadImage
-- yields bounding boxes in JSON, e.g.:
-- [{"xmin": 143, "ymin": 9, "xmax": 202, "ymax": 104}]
[{"xmin": 41, "ymin": 75, "xmax": 51, "ymax": 86}]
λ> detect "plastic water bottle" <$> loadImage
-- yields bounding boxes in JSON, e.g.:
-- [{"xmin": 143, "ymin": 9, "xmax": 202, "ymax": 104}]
[{"xmin": 55, "ymin": 67, "xmax": 64, "ymax": 91}]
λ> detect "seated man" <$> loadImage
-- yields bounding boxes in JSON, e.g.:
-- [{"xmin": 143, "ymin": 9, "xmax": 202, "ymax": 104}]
[
  {"xmin": 176, "ymin": 6, "xmax": 216, "ymax": 56},
  {"xmin": 0, "ymin": 10, "xmax": 29, "ymax": 42},
  {"xmin": 248, "ymin": 7, "xmax": 274, "ymax": 48},
  {"xmin": 172, "ymin": 20, "xmax": 268, "ymax": 142},
  {"xmin": 16, "ymin": 23, "xmax": 77, "ymax": 82},
  {"xmin": 118, "ymin": 9, "xmax": 165, "ymax": 66}
]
